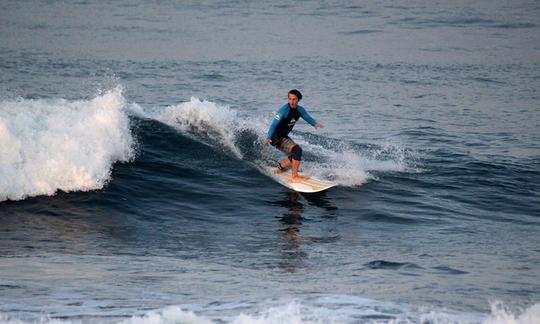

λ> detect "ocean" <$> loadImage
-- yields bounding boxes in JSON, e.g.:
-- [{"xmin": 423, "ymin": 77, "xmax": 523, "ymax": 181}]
[{"xmin": 1, "ymin": 0, "xmax": 539, "ymax": 323}]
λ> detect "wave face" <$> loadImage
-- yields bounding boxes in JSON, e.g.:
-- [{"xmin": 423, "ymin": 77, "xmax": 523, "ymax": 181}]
[
  {"xmin": 130, "ymin": 97, "xmax": 415, "ymax": 189},
  {"xmin": 0, "ymin": 87, "xmax": 134, "ymax": 201}
]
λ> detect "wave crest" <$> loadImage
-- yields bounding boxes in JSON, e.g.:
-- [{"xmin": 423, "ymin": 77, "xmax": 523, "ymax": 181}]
[{"xmin": 0, "ymin": 86, "xmax": 134, "ymax": 201}]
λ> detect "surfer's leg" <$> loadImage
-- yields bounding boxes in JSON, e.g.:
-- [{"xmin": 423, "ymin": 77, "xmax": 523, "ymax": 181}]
[
  {"xmin": 290, "ymin": 145, "xmax": 308, "ymax": 182},
  {"xmin": 274, "ymin": 137, "xmax": 294, "ymax": 173},
  {"xmin": 280, "ymin": 157, "xmax": 291, "ymax": 169},
  {"xmin": 274, "ymin": 157, "xmax": 291, "ymax": 173},
  {"xmin": 291, "ymin": 159, "xmax": 308, "ymax": 182}
]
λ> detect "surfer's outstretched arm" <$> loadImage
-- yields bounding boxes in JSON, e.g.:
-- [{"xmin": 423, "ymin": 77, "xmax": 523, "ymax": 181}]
[{"xmin": 298, "ymin": 106, "xmax": 324, "ymax": 129}]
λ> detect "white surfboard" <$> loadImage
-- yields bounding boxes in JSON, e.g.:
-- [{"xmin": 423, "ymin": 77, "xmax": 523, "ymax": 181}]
[{"xmin": 271, "ymin": 170, "xmax": 337, "ymax": 193}]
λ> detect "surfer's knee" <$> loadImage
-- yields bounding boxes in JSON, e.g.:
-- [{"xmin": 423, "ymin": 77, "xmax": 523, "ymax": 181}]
[{"xmin": 291, "ymin": 145, "xmax": 302, "ymax": 161}]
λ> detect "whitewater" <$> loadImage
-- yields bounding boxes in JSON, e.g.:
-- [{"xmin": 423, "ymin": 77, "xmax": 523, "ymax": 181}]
[{"xmin": 0, "ymin": 87, "xmax": 134, "ymax": 201}]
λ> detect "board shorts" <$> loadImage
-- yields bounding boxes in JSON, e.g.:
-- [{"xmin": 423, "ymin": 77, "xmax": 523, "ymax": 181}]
[{"xmin": 274, "ymin": 137, "xmax": 297, "ymax": 155}]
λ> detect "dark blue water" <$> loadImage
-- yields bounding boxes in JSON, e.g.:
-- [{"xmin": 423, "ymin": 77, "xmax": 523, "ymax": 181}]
[{"xmin": 1, "ymin": 1, "xmax": 539, "ymax": 323}]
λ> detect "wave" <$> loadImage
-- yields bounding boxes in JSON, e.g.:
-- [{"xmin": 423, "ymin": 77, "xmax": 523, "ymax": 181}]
[
  {"xmin": 0, "ymin": 86, "xmax": 134, "ymax": 202},
  {"xmin": 129, "ymin": 97, "xmax": 251, "ymax": 159},
  {"xmin": 0, "ymin": 92, "xmax": 417, "ymax": 202},
  {"xmin": 0, "ymin": 297, "xmax": 538, "ymax": 323},
  {"xmin": 130, "ymin": 97, "xmax": 416, "ymax": 188},
  {"xmin": 394, "ymin": 17, "xmax": 537, "ymax": 29}
]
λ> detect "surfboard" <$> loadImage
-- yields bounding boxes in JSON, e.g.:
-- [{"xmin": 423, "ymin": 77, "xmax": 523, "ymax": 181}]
[{"xmin": 271, "ymin": 170, "xmax": 337, "ymax": 193}]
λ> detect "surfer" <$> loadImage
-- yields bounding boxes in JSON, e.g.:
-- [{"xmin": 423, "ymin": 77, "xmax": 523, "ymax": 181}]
[{"xmin": 264, "ymin": 89, "xmax": 324, "ymax": 182}]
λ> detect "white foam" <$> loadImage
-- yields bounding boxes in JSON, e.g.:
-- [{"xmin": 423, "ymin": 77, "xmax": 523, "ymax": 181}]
[
  {"xmin": 232, "ymin": 302, "xmax": 305, "ymax": 324},
  {"xmin": 0, "ymin": 86, "xmax": 134, "ymax": 201},
  {"xmin": 0, "ymin": 314, "xmax": 69, "ymax": 324},
  {"xmin": 137, "ymin": 97, "xmax": 248, "ymax": 158},
  {"xmin": 0, "ymin": 299, "xmax": 538, "ymax": 324},
  {"xmin": 484, "ymin": 301, "xmax": 540, "ymax": 324},
  {"xmin": 293, "ymin": 136, "xmax": 412, "ymax": 187},
  {"xmin": 120, "ymin": 306, "xmax": 213, "ymax": 324}
]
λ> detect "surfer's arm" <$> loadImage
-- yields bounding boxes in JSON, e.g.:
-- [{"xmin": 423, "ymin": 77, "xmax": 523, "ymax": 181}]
[
  {"xmin": 266, "ymin": 106, "xmax": 287, "ymax": 141},
  {"xmin": 297, "ymin": 106, "xmax": 317, "ymax": 126}
]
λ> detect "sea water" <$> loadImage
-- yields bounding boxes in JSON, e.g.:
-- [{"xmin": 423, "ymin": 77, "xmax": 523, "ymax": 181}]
[{"xmin": 1, "ymin": 0, "xmax": 539, "ymax": 323}]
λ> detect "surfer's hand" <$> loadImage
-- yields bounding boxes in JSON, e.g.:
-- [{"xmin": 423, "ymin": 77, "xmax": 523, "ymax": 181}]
[
  {"xmin": 314, "ymin": 124, "xmax": 324, "ymax": 129},
  {"xmin": 264, "ymin": 139, "xmax": 272, "ymax": 145}
]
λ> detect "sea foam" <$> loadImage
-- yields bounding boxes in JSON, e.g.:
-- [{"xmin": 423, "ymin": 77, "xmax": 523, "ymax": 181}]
[
  {"xmin": 1, "ymin": 299, "xmax": 538, "ymax": 324},
  {"xmin": 152, "ymin": 97, "xmax": 246, "ymax": 158},
  {"xmin": 0, "ymin": 86, "xmax": 134, "ymax": 201}
]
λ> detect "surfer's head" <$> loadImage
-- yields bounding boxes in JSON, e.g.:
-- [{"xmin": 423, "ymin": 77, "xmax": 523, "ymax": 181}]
[{"xmin": 288, "ymin": 89, "xmax": 302, "ymax": 108}]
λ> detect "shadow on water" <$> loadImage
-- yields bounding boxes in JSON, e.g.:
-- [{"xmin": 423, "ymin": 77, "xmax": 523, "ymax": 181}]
[
  {"xmin": 272, "ymin": 191, "xmax": 307, "ymax": 272},
  {"xmin": 300, "ymin": 191, "xmax": 338, "ymax": 213},
  {"xmin": 271, "ymin": 191, "xmax": 338, "ymax": 240},
  {"xmin": 268, "ymin": 190, "xmax": 339, "ymax": 272},
  {"xmin": 275, "ymin": 191, "xmax": 305, "ymax": 244}
]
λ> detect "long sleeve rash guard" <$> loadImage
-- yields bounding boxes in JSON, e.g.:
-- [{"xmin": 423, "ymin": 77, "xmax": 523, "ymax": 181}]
[{"xmin": 267, "ymin": 104, "xmax": 317, "ymax": 142}]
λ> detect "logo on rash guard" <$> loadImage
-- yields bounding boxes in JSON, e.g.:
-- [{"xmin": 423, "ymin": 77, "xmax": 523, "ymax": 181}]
[
  {"xmin": 288, "ymin": 118, "xmax": 297, "ymax": 126},
  {"xmin": 274, "ymin": 114, "xmax": 281, "ymax": 120}
]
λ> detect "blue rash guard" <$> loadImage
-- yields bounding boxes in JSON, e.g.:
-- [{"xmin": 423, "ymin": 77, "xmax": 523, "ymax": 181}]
[{"xmin": 267, "ymin": 104, "xmax": 317, "ymax": 144}]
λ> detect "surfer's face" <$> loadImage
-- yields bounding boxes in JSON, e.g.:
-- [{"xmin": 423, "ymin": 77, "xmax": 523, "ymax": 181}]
[{"xmin": 288, "ymin": 94, "xmax": 299, "ymax": 108}]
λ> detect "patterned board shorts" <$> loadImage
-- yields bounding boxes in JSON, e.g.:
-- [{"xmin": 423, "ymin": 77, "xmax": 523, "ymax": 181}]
[{"xmin": 274, "ymin": 137, "xmax": 296, "ymax": 155}]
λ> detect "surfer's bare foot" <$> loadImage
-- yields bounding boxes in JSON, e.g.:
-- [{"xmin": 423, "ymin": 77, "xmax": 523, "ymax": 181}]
[{"xmin": 291, "ymin": 175, "xmax": 309, "ymax": 182}]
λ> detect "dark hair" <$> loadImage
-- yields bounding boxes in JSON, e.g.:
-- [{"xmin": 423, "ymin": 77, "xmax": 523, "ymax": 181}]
[{"xmin": 288, "ymin": 89, "xmax": 302, "ymax": 101}]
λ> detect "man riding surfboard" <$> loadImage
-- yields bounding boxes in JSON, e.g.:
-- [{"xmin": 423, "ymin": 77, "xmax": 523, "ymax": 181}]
[{"xmin": 264, "ymin": 90, "xmax": 324, "ymax": 182}]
